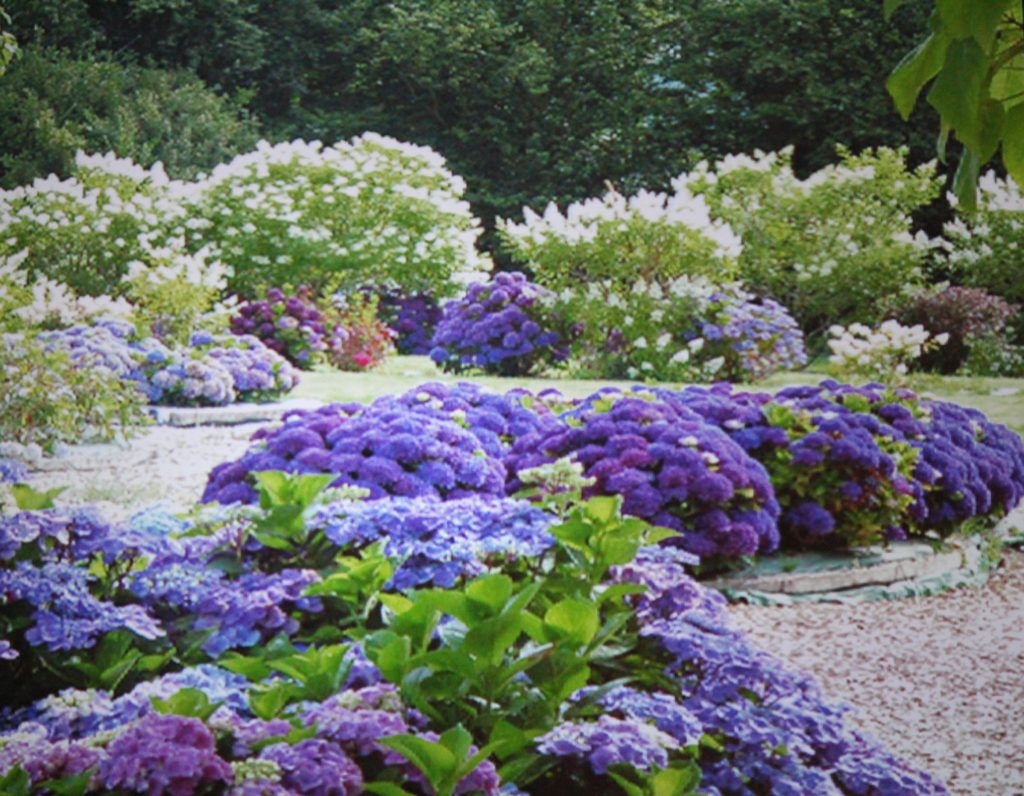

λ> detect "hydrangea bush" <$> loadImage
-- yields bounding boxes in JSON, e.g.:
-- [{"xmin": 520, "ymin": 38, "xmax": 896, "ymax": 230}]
[
  {"xmin": 0, "ymin": 476, "xmax": 951, "ymax": 795},
  {"xmin": 187, "ymin": 134, "xmax": 492, "ymax": 297},
  {"xmin": 376, "ymin": 287, "xmax": 443, "ymax": 355},
  {"xmin": 683, "ymin": 146, "xmax": 942, "ymax": 334},
  {"xmin": 230, "ymin": 286, "xmax": 330, "ymax": 368},
  {"xmin": 429, "ymin": 272, "xmax": 566, "ymax": 376}
]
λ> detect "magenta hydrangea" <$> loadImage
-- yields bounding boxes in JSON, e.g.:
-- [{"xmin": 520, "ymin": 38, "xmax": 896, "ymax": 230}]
[
  {"xmin": 430, "ymin": 271, "xmax": 566, "ymax": 376},
  {"xmin": 231, "ymin": 285, "xmax": 330, "ymax": 368}
]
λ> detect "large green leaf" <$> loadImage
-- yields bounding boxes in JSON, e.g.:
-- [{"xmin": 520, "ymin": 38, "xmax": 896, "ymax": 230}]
[
  {"xmin": 886, "ymin": 31, "xmax": 951, "ymax": 119},
  {"xmin": 544, "ymin": 599, "xmax": 600, "ymax": 646},
  {"xmin": 952, "ymin": 147, "xmax": 983, "ymax": 210},
  {"xmin": 926, "ymin": 38, "xmax": 988, "ymax": 149},
  {"xmin": 936, "ymin": 0, "xmax": 1016, "ymax": 48},
  {"xmin": 1003, "ymin": 104, "xmax": 1024, "ymax": 187}
]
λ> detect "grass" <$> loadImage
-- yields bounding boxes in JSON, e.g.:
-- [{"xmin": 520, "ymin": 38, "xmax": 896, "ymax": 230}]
[{"xmin": 291, "ymin": 357, "xmax": 1024, "ymax": 434}]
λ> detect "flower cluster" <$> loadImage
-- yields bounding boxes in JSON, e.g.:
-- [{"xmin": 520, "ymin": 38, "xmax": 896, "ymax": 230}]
[
  {"xmin": 943, "ymin": 171, "xmax": 1024, "ymax": 304},
  {"xmin": 430, "ymin": 272, "xmax": 566, "ymax": 376},
  {"xmin": 202, "ymin": 401, "xmax": 507, "ymax": 505},
  {"xmin": 376, "ymin": 288, "xmax": 443, "ymax": 355},
  {"xmin": 187, "ymin": 134, "xmax": 492, "ymax": 297},
  {"xmin": 506, "ymin": 391, "xmax": 780, "ymax": 559},
  {"xmin": 231, "ymin": 286, "xmax": 330, "ymax": 368},
  {"xmin": 828, "ymin": 320, "xmax": 948, "ymax": 383},
  {"xmin": 325, "ymin": 291, "xmax": 395, "ymax": 371},
  {"xmin": 0, "ymin": 456, "xmax": 27, "ymax": 484},
  {"xmin": 307, "ymin": 496, "xmax": 555, "ymax": 589},
  {"xmin": 537, "ymin": 716, "xmax": 681, "ymax": 775},
  {"xmin": 895, "ymin": 285, "xmax": 1019, "ymax": 374}
]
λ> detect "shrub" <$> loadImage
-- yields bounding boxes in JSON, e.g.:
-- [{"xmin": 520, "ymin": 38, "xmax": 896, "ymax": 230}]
[
  {"xmin": 894, "ymin": 285, "xmax": 1019, "ymax": 373},
  {"xmin": 375, "ymin": 287, "xmax": 442, "ymax": 355},
  {"xmin": 0, "ymin": 150, "xmax": 202, "ymax": 297},
  {"xmin": 202, "ymin": 401, "xmax": 507, "ymax": 505},
  {"xmin": 0, "ymin": 46, "xmax": 258, "ymax": 189},
  {"xmin": 188, "ymin": 134, "xmax": 492, "ymax": 297},
  {"xmin": 504, "ymin": 391, "xmax": 781, "ymax": 560},
  {"xmin": 827, "ymin": 320, "xmax": 947, "ymax": 383},
  {"xmin": 325, "ymin": 292, "xmax": 395, "ymax": 372},
  {"xmin": 231, "ymin": 286, "xmax": 330, "ymax": 369},
  {"xmin": 429, "ymin": 272, "xmax": 566, "ymax": 376},
  {"xmin": 943, "ymin": 172, "xmax": 1024, "ymax": 304},
  {"xmin": 685, "ymin": 146, "xmax": 942, "ymax": 334},
  {"xmin": 0, "ymin": 332, "xmax": 147, "ymax": 451}
]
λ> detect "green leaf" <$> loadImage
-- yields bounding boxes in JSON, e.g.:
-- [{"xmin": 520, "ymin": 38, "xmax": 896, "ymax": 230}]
[
  {"xmin": 936, "ymin": 0, "xmax": 1015, "ymax": 49},
  {"xmin": 465, "ymin": 574, "xmax": 513, "ymax": 614},
  {"xmin": 249, "ymin": 681, "xmax": 295, "ymax": 720},
  {"xmin": 11, "ymin": 483, "xmax": 66, "ymax": 510},
  {"xmin": 1003, "ymin": 104, "xmax": 1024, "ymax": 188},
  {"xmin": 379, "ymin": 734, "xmax": 458, "ymax": 794},
  {"xmin": 926, "ymin": 38, "xmax": 988, "ymax": 151},
  {"xmin": 37, "ymin": 770, "xmax": 93, "ymax": 796},
  {"xmin": 584, "ymin": 495, "xmax": 620, "ymax": 524},
  {"xmin": 544, "ymin": 599, "xmax": 600, "ymax": 646},
  {"xmin": 886, "ymin": 31, "xmax": 951, "ymax": 119},
  {"xmin": 151, "ymin": 687, "xmax": 219, "ymax": 720},
  {"xmin": 364, "ymin": 783, "xmax": 418, "ymax": 796},
  {"xmin": 440, "ymin": 724, "xmax": 474, "ymax": 762},
  {"xmin": 952, "ymin": 147, "xmax": 983, "ymax": 211},
  {"xmin": 0, "ymin": 766, "xmax": 30, "ymax": 796},
  {"xmin": 652, "ymin": 764, "xmax": 701, "ymax": 796}
]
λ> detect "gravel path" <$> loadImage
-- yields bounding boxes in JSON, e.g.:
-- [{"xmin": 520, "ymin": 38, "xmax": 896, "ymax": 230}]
[{"xmin": 20, "ymin": 422, "xmax": 1024, "ymax": 795}]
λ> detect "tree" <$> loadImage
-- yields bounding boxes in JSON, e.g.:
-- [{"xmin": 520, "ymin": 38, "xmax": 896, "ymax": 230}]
[{"xmin": 887, "ymin": 0, "xmax": 1024, "ymax": 208}]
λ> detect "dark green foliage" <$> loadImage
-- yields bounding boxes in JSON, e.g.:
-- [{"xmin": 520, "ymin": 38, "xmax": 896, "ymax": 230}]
[{"xmin": 0, "ymin": 46, "xmax": 258, "ymax": 186}]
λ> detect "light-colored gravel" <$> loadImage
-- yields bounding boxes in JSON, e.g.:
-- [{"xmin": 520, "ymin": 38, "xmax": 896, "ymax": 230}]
[{"xmin": 20, "ymin": 422, "xmax": 1024, "ymax": 795}]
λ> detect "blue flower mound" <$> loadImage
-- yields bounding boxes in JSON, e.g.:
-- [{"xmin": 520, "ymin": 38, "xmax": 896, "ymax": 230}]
[
  {"xmin": 430, "ymin": 271, "xmax": 566, "ymax": 376},
  {"xmin": 0, "ymin": 456, "xmax": 28, "ymax": 484},
  {"xmin": 506, "ymin": 390, "xmax": 781, "ymax": 559}
]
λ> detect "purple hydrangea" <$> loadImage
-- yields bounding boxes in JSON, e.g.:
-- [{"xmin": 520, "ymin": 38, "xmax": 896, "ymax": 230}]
[
  {"xmin": 307, "ymin": 496, "xmax": 555, "ymax": 589},
  {"xmin": 376, "ymin": 288, "xmax": 443, "ymax": 355},
  {"xmin": 0, "ymin": 456, "xmax": 28, "ymax": 484},
  {"xmin": 99, "ymin": 713, "xmax": 233, "ymax": 795},
  {"xmin": 202, "ymin": 402, "xmax": 507, "ymax": 505},
  {"xmin": 571, "ymin": 685, "xmax": 703, "ymax": 746},
  {"xmin": 430, "ymin": 272, "xmax": 566, "ymax": 376},
  {"xmin": 231, "ymin": 285, "xmax": 330, "ymax": 369},
  {"xmin": 258, "ymin": 738, "xmax": 363, "ymax": 796},
  {"xmin": 537, "ymin": 715, "xmax": 681, "ymax": 774},
  {"xmin": 506, "ymin": 390, "xmax": 780, "ymax": 559}
]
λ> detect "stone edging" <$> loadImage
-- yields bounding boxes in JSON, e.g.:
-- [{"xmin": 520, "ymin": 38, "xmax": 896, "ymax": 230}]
[{"xmin": 146, "ymin": 398, "xmax": 325, "ymax": 427}]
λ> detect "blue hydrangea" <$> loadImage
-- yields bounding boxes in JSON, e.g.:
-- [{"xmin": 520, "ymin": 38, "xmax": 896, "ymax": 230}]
[
  {"xmin": 0, "ymin": 456, "xmax": 28, "ymax": 484},
  {"xmin": 537, "ymin": 715, "xmax": 681, "ymax": 774},
  {"xmin": 430, "ymin": 272, "xmax": 566, "ymax": 376}
]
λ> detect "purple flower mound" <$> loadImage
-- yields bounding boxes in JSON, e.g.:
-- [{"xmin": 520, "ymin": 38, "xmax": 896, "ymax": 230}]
[
  {"xmin": 0, "ymin": 456, "xmax": 28, "ymax": 484},
  {"xmin": 0, "ymin": 729, "xmax": 101, "ymax": 786},
  {"xmin": 914, "ymin": 399, "xmax": 1024, "ymax": 531},
  {"xmin": 506, "ymin": 391, "xmax": 780, "ymax": 559},
  {"xmin": 430, "ymin": 271, "xmax": 567, "ymax": 376},
  {"xmin": 306, "ymin": 496, "xmax": 555, "ymax": 589},
  {"xmin": 537, "ymin": 715, "xmax": 681, "ymax": 774},
  {"xmin": 231, "ymin": 285, "xmax": 329, "ymax": 369},
  {"xmin": 571, "ymin": 685, "xmax": 703, "ymax": 747},
  {"xmin": 202, "ymin": 334, "xmax": 301, "ymax": 400},
  {"xmin": 99, "ymin": 713, "xmax": 233, "ymax": 795},
  {"xmin": 698, "ymin": 288, "xmax": 809, "ymax": 381},
  {"xmin": 377, "ymin": 288, "xmax": 443, "ymax": 355},
  {"xmin": 258, "ymin": 738, "xmax": 364, "ymax": 796},
  {"xmin": 619, "ymin": 546, "xmax": 948, "ymax": 795},
  {"xmin": 201, "ymin": 401, "xmax": 507, "ymax": 506},
  {"xmin": 388, "ymin": 381, "xmax": 566, "ymax": 457}
]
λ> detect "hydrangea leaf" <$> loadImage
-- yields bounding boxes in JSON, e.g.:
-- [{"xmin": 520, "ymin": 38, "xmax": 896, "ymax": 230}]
[{"xmin": 544, "ymin": 599, "xmax": 600, "ymax": 646}]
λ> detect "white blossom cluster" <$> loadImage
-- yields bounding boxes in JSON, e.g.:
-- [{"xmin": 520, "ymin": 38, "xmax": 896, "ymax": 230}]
[
  {"xmin": 189, "ymin": 134, "xmax": 492, "ymax": 292},
  {"xmin": 499, "ymin": 185, "xmax": 742, "ymax": 262},
  {"xmin": 942, "ymin": 172, "xmax": 1023, "ymax": 303},
  {"xmin": 828, "ymin": 320, "xmax": 948, "ymax": 381}
]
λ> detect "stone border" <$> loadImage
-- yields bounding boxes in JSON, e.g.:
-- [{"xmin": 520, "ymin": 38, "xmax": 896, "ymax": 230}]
[
  {"xmin": 708, "ymin": 501, "xmax": 1023, "ymax": 604},
  {"xmin": 146, "ymin": 398, "xmax": 324, "ymax": 427}
]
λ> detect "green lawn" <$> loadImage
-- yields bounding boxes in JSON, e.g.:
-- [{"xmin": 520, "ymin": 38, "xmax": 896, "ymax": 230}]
[{"xmin": 291, "ymin": 357, "xmax": 1024, "ymax": 434}]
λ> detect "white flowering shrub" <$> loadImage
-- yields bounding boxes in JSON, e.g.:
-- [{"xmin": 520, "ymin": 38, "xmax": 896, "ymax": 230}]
[
  {"xmin": 827, "ymin": 320, "xmax": 948, "ymax": 383},
  {"xmin": 187, "ymin": 134, "xmax": 492, "ymax": 297},
  {"xmin": 943, "ymin": 172, "xmax": 1024, "ymax": 305},
  {"xmin": 682, "ymin": 147, "xmax": 942, "ymax": 334},
  {"xmin": 0, "ymin": 151, "xmax": 193, "ymax": 297},
  {"xmin": 499, "ymin": 185, "xmax": 741, "ymax": 291}
]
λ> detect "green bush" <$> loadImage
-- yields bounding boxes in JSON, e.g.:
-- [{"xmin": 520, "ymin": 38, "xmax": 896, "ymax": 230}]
[
  {"xmin": 686, "ymin": 146, "xmax": 942, "ymax": 336},
  {"xmin": 188, "ymin": 134, "xmax": 492, "ymax": 297},
  {"xmin": 0, "ymin": 46, "xmax": 257, "ymax": 188}
]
